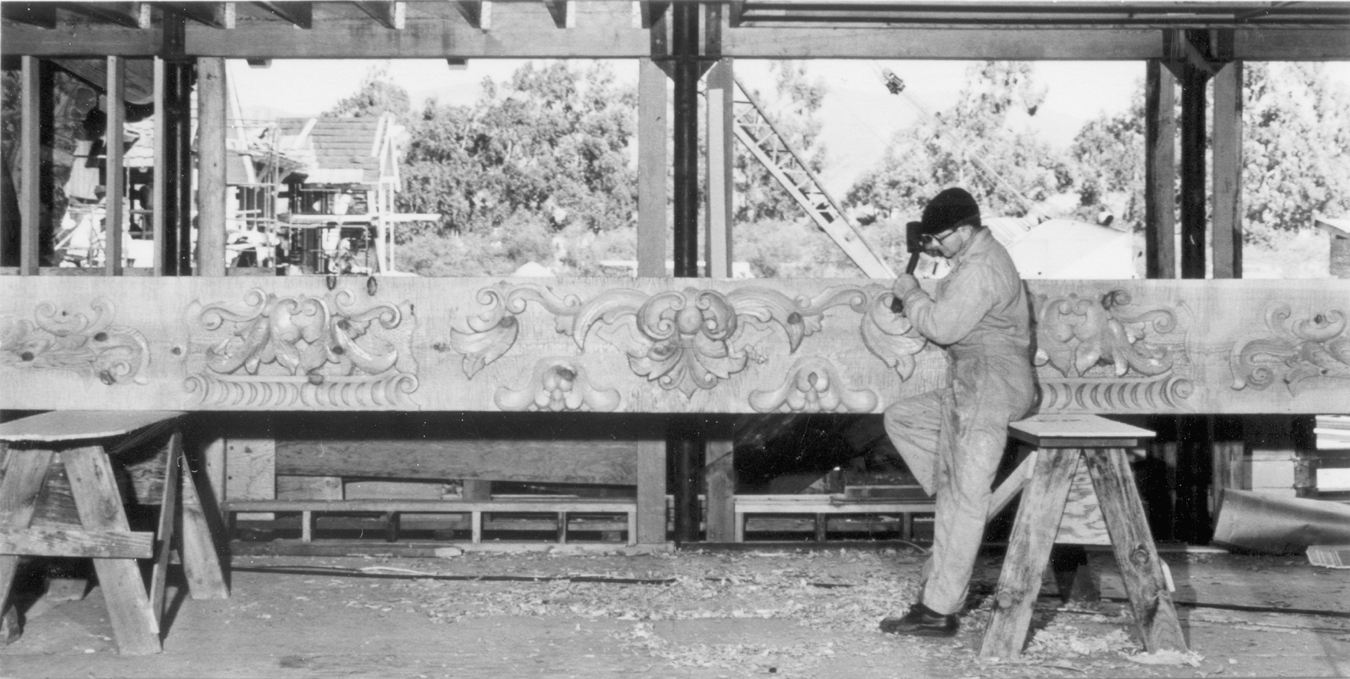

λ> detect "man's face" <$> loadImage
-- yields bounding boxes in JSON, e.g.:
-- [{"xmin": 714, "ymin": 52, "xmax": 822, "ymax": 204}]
[{"xmin": 921, "ymin": 226, "xmax": 969, "ymax": 259}]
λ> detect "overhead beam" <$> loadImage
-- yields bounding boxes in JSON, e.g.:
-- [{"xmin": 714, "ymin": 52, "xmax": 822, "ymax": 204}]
[
  {"xmin": 162, "ymin": 2, "xmax": 236, "ymax": 29},
  {"xmin": 253, "ymin": 1, "xmax": 312, "ymax": 29},
  {"xmin": 453, "ymin": 1, "xmax": 489, "ymax": 29},
  {"xmin": 1, "ymin": 2, "xmax": 57, "ymax": 29},
  {"xmin": 3, "ymin": 18, "xmax": 1348, "ymax": 60},
  {"xmin": 64, "ymin": 2, "xmax": 151, "ymax": 29},
  {"xmin": 353, "ymin": 1, "xmax": 406, "ymax": 30}
]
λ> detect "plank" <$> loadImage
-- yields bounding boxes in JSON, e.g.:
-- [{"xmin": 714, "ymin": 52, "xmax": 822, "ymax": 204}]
[
  {"xmin": 227, "ymin": 438, "xmax": 275, "ymax": 520},
  {"xmin": 279, "ymin": 475, "xmax": 344, "ymax": 500},
  {"xmin": 195, "ymin": 57, "xmax": 228, "ymax": 277},
  {"xmin": 980, "ymin": 448, "xmax": 1078, "ymax": 660},
  {"xmin": 19, "ymin": 56, "xmax": 40, "ymax": 276},
  {"xmin": 152, "ymin": 57, "xmax": 169, "ymax": 276},
  {"xmin": 636, "ymin": 439, "xmax": 666, "ymax": 545},
  {"xmin": 704, "ymin": 419, "xmax": 736, "ymax": 542},
  {"xmin": 277, "ymin": 438, "xmax": 638, "ymax": 484},
  {"xmin": 105, "ymin": 55, "xmax": 126, "ymax": 276},
  {"xmin": 1145, "ymin": 60, "xmax": 1177, "ymax": 280},
  {"xmin": 704, "ymin": 59, "xmax": 734, "ymax": 279},
  {"xmin": 636, "ymin": 58, "xmax": 667, "ymax": 277},
  {"xmin": 0, "ymin": 411, "xmax": 183, "ymax": 443},
  {"xmin": 1009, "ymin": 414, "xmax": 1155, "ymax": 448},
  {"xmin": 178, "ymin": 455, "xmax": 228, "ymax": 600},
  {"xmin": 3, "ymin": 277, "xmax": 1350, "ymax": 415},
  {"xmin": 1054, "ymin": 459, "xmax": 1110, "ymax": 546},
  {"xmin": 225, "ymin": 499, "xmax": 634, "ymax": 513},
  {"xmin": 1212, "ymin": 60, "xmax": 1243, "ymax": 280},
  {"xmin": 1082, "ymin": 448, "xmax": 1187, "ymax": 652},
  {"xmin": 61, "ymin": 446, "xmax": 160, "ymax": 655},
  {"xmin": 149, "ymin": 433, "xmax": 181, "ymax": 626},
  {"xmin": 0, "ymin": 448, "xmax": 53, "ymax": 618},
  {"xmin": 0, "ymin": 527, "xmax": 152, "ymax": 558}
]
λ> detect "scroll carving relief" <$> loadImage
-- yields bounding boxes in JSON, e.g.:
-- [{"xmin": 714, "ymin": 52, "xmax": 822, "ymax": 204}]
[
  {"xmin": 749, "ymin": 357, "xmax": 879, "ymax": 413},
  {"xmin": 185, "ymin": 288, "xmax": 419, "ymax": 409},
  {"xmin": 494, "ymin": 358, "xmax": 622, "ymax": 412},
  {"xmin": 0, "ymin": 298, "xmax": 149, "ymax": 385},
  {"xmin": 1034, "ymin": 290, "xmax": 1192, "ymax": 411},
  {"xmin": 1231, "ymin": 305, "xmax": 1350, "ymax": 395},
  {"xmin": 449, "ymin": 282, "xmax": 926, "ymax": 409}
]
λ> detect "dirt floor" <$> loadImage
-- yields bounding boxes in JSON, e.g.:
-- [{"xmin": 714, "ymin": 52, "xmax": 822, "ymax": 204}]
[{"xmin": 1, "ymin": 544, "xmax": 1348, "ymax": 679}]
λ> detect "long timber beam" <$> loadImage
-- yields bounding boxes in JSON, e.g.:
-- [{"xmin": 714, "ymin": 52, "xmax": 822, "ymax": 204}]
[
  {"xmin": 4, "ymin": 23, "xmax": 1347, "ymax": 60},
  {"xmin": 2, "ymin": 276, "xmax": 1350, "ymax": 416}
]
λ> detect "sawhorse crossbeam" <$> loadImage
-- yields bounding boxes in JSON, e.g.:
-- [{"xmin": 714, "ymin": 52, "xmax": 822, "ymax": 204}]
[{"xmin": 980, "ymin": 414, "xmax": 1187, "ymax": 659}]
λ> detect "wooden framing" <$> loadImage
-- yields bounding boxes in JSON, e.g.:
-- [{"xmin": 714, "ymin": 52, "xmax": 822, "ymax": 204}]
[
  {"xmin": 1144, "ymin": 60, "xmax": 1177, "ymax": 280},
  {"xmin": 636, "ymin": 57, "xmax": 666, "ymax": 277},
  {"xmin": 196, "ymin": 57, "xmax": 228, "ymax": 277},
  {"xmin": 704, "ymin": 59, "xmax": 734, "ymax": 279},
  {"xmin": 1212, "ymin": 60, "xmax": 1244, "ymax": 280},
  {"xmin": 19, "ymin": 56, "xmax": 41, "ymax": 275},
  {"xmin": 105, "ymin": 56, "xmax": 127, "ymax": 277}
]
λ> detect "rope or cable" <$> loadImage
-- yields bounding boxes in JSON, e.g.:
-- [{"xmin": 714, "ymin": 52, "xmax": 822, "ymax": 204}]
[{"xmin": 870, "ymin": 61, "xmax": 1046, "ymax": 221}]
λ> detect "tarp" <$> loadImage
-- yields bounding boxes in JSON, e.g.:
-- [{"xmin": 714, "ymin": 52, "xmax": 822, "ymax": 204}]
[{"xmin": 1004, "ymin": 218, "xmax": 1136, "ymax": 279}]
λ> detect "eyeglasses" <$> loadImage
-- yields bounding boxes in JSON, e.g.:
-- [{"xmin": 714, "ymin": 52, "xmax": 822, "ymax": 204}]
[{"xmin": 919, "ymin": 230, "xmax": 958, "ymax": 249}]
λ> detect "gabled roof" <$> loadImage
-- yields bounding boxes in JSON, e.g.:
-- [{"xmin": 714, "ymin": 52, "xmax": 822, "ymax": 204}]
[{"xmin": 275, "ymin": 116, "xmax": 402, "ymax": 185}]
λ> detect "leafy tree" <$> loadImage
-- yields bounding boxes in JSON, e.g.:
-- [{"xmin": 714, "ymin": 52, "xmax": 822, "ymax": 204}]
[
  {"xmin": 844, "ymin": 62, "xmax": 1069, "ymax": 223},
  {"xmin": 396, "ymin": 61, "xmax": 637, "ymax": 243},
  {"xmin": 1068, "ymin": 62, "xmax": 1350, "ymax": 245},
  {"xmin": 325, "ymin": 65, "xmax": 412, "ymax": 124}
]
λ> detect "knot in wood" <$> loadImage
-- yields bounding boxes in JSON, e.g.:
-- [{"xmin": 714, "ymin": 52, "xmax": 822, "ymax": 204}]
[{"xmin": 1130, "ymin": 545, "xmax": 1151, "ymax": 567}]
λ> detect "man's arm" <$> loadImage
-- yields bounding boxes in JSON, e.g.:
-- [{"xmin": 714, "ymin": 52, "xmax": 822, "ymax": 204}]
[{"xmin": 900, "ymin": 265, "xmax": 998, "ymax": 345}]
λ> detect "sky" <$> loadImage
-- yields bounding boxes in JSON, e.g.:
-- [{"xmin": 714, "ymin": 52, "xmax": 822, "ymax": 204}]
[{"xmin": 230, "ymin": 58, "xmax": 1350, "ymax": 195}]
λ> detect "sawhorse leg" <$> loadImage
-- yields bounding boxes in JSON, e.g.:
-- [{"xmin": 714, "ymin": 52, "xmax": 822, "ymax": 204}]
[
  {"xmin": 1083, "ymin": 448, "xmax": 1186, "ymax": 652},
  {"xmin": 0, "ymin": 448, "xmax": 55, "ymax": 646},
  {"xmin": 980, "ymin": 448, "xmax": 1079, "ymax": 659},
  {"xmin": 63, "ymin": 445, "xmax": 161, "ymax": 655}
]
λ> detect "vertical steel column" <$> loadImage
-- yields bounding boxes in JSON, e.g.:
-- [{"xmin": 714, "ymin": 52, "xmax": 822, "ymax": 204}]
[{"xmin": 670, "ymin": 2, "xmax": 703, "ymax": 544}]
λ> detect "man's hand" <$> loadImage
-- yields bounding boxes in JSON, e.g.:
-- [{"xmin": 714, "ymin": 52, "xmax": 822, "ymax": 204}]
[{"xmin": 893, "ymin": 273, "xmax": 921, "ymax": 300}]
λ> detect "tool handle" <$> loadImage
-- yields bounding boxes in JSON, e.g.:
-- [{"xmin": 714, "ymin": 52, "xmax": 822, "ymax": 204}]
[{"xmin": 889, "ymin": 250, "xmax": 923, "ymax": 313}]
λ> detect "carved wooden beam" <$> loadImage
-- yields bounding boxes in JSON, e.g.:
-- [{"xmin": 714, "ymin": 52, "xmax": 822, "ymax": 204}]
[
  {"xmin": 3, "ymin": 278, "xmax": 1350, "ymax": 416},
  {"xmin": 353, "ymin": 0, "xmax": 405, "ymax": 29},
  {"xmin": 542, "ymin": 0, "xmax": 572, "ymax": 28},
  {"xmin": 453, "ymin": 0, "xmax": 489, "ymax": 29},
  {"xmin": 0, "ymin": 3, "xmax": 57, "ymax": 29},
  {"xmin": 252, "ymin": 1, "xmax": 312, "ymax": 29},
  {"xmin": 64, "ymin": 2, "xmax": 151, "ymax": 29}
]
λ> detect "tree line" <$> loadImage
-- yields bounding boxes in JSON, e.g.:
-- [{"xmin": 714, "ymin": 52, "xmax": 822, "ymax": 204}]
[{"xmin": 315, "ymin": 59, "xmax": 1350, "ymax": 277}]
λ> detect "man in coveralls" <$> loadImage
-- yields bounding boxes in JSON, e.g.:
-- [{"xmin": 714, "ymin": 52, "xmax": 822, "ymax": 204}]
[{"xmin": 879, "ymin": 187, "xmax": 1036, "ymax": 637}]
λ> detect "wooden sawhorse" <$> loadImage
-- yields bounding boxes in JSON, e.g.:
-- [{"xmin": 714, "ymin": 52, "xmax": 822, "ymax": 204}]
[
  {"xmin": 0, "ymin": 411, "xmax": 228, "ymax": 655},
  {"xmin": 980, "ymin": 414, "xmax": 1187, "ymax": 659}
]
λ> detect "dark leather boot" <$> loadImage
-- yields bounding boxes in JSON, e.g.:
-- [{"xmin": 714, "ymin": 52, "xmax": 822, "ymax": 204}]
[{"xmin": 878, "ymin": 602, "xmax": 959, "ymax": 637}]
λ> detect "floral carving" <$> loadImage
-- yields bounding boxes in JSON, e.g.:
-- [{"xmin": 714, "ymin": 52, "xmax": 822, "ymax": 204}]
[
  {"xmin": 749, "ymin": 357, "xmax": 879, "ymax": 413},
  {"xmin": 449, "ymin": 282, "xmax": 581, "ymax": 378},
  {"xmin": 0, "ymin": 298, "xmax": 149, "ymax": 385},
  {"xmin": 1036, "ymin": 290, "xmax": 1177, "ymax": 378},
  {"xmin": 185, "ymin": 288, "xmax": 418, "ymax": 409},
  {"xmin": 1034, "ymin": 289, "xmax": 1192, "ymax": 411},
  {"xmin": 449, "ymin": 282, "xmax": 926, "ymax": 401},
  {"xmin": 494, "ymin": 358, "xmax": 621, "ymax": 412},
  {"xmin": 1231, "ymin": 305, "xmax": 1350, "ymax": 395}
]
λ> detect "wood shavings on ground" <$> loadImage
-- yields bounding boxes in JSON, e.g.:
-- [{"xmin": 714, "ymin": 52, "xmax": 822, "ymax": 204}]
[{"xmin": 1124, "ymin": 649, "xmax": 1205, "ymax": 667}]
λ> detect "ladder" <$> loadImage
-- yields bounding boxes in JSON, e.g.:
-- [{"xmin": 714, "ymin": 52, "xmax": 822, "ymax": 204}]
[{"xmin": 731, "ymin": 78, "xmax": 895, "ymax": 279}]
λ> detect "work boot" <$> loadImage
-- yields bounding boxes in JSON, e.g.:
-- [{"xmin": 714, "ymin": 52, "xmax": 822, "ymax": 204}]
[{"xmin": 878, "ymin": 602, "xmax": 959, "ymax": 637}]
